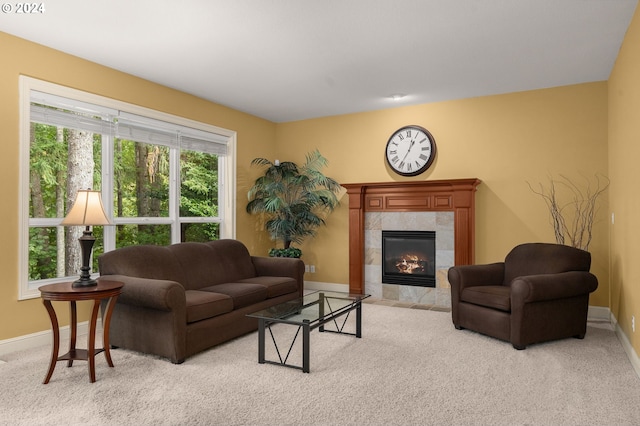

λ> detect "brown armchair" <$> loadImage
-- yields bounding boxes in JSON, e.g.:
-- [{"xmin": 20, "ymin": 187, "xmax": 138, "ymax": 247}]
[{"xmin": 448, "ymin": 243, "xmax": 598, "ymax": 349}]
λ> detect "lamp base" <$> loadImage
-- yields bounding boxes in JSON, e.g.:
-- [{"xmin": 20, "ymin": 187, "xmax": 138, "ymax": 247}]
[
  {"xmin": 73, "ymin": 228, "xmax": 98, "ymax": 288},
  {"xmin": 72, "ymin": 276, "xmax": 98, "ymax": 288}
]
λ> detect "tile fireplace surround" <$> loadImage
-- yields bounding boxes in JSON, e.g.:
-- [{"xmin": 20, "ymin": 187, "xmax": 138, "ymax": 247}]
[{"xmin": 343, "ymin": 179, "xmax": 481, "ymax": 308}]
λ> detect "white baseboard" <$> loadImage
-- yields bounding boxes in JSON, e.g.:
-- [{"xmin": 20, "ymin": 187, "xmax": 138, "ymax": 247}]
[
  {"xmin": 615, "ymin": 324, "xmax": 640, "ymax": 378},
  {"xmin": 0, "ymin": 321, "xmax": 95, "ymax": 360},
  {"xmin": 588, "ymin": 305, "xmax": 610, "ymax": 321},
  {"xmin": 609, "ymin": 311, "xmax": 640, "ymax": 379}
]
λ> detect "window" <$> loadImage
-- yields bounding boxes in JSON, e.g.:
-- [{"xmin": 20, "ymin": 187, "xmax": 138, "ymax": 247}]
[{"xmin": 19, "ymin": 77, "xmax": 236, "ymax": 299}]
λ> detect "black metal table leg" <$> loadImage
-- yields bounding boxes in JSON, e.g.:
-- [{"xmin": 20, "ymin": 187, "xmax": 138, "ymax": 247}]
[
  {"xmin": 319, "ymin": 292, "xmax": 325, "ymax": 332},
  {"xmin": 356, "ymin": 301, "xmax": 362, "ymax": 338},
  {"xmin": 248, "ymin": 292, "xmax": 370, "ymax": 374},
  {"xmin": 258, "ymin": 318, "xmax": 266, "ymax": 364},
  {"xmin": 302, "ymin": 319, "xmax": 310, "ymax": 373}
]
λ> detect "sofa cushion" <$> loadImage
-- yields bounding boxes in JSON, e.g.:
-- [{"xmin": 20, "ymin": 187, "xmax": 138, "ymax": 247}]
[
  {"xmin": 201, "ymin": 283, "xmax": 268, "ymax": 309},
  {"xmin": 185, "ymin": 290, "xmax": 234, "ymax": 323},
  {"xmin": 461, "ymin": 285, "xmax": 511, "ymax": 312},
  {"xmin": 204, "ymin": 240, "xmax": 258, "ymax": 283},
  {"xmin": 237, "ymin": 276, "xmax": 298, "ymax": 298},
  {"xmin": 98, "ymin": 245, "xmax": 187, "ymax": 285},
  {"xmin": 168, "ymin": 240, "xmax": 258, "ymax": 290}
]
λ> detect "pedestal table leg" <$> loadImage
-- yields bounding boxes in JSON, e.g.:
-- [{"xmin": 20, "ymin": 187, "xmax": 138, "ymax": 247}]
[
  {"xmin": 87, "ymin": 299, "xmax": 101, "ymax": 383},
  {"xmin": 101, "ymin": 295, "xmax": 119, "ymax": 367},
  {"xmin": 67, "ymin": 301, "xmax": 77, "ymax": 367},
  {"xmin": 42, "ymin": 300, "xmax": 59, "ymax": 384}
]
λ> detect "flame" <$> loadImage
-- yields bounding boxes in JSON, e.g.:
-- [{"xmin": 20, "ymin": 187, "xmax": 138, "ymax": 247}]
[{"xmin": 395, "ymin": 254, "xmax": 425, "ymax": 274}]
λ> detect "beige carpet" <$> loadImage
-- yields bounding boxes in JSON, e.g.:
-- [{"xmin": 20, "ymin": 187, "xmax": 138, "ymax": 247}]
[{"xmin": 1, "ymin": 303, "xmax": 639, "ymax": 425}]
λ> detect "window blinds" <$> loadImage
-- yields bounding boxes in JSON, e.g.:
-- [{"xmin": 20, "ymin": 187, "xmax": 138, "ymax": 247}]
[
  {"xmin": 116, "ymin": 112, "xmax": 228, "ymax": 155},
  {"xmin": 30, "ymin": 92, "xmax": 228, "ymax": 156},
  {"xmin": 115, "ymin": 115, "xmax": 178, "ymax": 147},
  {"xmin": 30, "ymin": 91, "xmax": 116, "ymax": 135}
]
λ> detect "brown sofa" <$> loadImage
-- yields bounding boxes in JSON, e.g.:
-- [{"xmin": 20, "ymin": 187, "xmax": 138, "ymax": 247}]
[
  {"xmin": 97, "ymin": 239, "xmax": 304, "ymax": 363},
  {"xmin": 448, "ymin": 242, "xmax": 598, "ymax": 349}
]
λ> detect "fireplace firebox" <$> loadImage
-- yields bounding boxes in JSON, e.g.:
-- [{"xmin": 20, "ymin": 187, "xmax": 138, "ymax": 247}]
[{"xmin": 382, "ymin": 230, "xmax": 436, "ymax": 287}]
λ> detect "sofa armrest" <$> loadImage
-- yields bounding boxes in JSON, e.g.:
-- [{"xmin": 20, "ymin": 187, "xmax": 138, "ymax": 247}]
[
  {"xmin": 448, "ymin": 262, "xmax": 505, "ymax": 292},
  {"xmin": 510, "ymin": 271, "xmax": 599, "ymax": 304},
  {"xmin": 98, "ymin": 274, "xmax": 186, "ymax": 311},
  {"xmin": 251, "ymin": 256, "xmax": 305, "ymax": 296},
  {"xmin": 448, "ymin": 262, "xmax": 505, "ymax": 327}
]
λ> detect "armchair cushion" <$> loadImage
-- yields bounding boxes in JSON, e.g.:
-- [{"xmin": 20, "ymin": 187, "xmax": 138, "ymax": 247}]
[{"xmin": 461, "ymin": 286, "xmax": 511, "ymax": 312}]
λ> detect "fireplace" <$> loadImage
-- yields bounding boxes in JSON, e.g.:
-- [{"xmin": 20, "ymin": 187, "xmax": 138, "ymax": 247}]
[
  {"xmin": 382, "ymin": 230, "xmax": 436, "ymax": 287},
  {"xmin": 343, "ymin": 179, "xmax": 481, "ymax": 298}
]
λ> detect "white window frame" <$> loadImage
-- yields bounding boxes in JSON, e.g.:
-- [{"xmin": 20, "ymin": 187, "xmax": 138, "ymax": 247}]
[{"xmin": 18, "ymin": 76, "xmax": 237, "ymax": 300}]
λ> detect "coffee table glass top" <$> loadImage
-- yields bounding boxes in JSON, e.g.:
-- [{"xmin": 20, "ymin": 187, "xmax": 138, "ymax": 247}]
[{"xmin": 247, "ymin": 291, "xmax": 370, "ymax": 325}]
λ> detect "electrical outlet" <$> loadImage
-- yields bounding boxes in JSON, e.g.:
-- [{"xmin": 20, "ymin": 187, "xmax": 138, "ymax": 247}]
[
  {"xmin": 310, "ymin": 265, "xmax": 316, "ymax": 273},
  {"xmin": 611, "ymin": 212, "xmax": 615, "ymax": 225},
  {"xmin": 633, "ymin": 315, "xmax": 636, "ymax": 333},
  {"xmin": 304, "ymin": 265, "xmax": 310, "ymax": 273}
]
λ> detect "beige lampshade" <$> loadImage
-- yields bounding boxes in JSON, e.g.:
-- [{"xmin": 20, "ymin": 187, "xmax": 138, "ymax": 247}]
[{"xmin": 61, "ymin": 190, "xmax": 111, "ymax": 226}]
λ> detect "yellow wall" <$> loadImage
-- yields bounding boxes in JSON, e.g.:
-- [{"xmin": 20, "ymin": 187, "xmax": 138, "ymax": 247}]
[
  {"xmin": 0, "ymin": 32, "xmax": 277, "ymax": 340},
  {"xmin": 276, "ymin": 83, "xmax": 610, "ymax": 307},
  {"xmin": 609, "ymin": 5, "xmax": 640, "ymax": 353},
  {"xmin": 0, "ymin": 25, "xmax": 624, "ymax": 347}
]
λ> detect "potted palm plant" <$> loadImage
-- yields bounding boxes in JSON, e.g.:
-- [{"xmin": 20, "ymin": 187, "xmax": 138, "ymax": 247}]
[{"xmin": 246, "ymin": 149, "xmax": 341, "ymax": 257}]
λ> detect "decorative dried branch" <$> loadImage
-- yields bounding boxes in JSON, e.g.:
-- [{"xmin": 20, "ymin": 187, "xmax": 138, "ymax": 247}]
[{"xmin": 527, "ymin": 174, "xmax": 609, "ymax": 251}]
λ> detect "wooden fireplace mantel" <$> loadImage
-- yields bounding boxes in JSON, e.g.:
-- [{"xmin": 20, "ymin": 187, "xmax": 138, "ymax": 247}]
[{"xmin": 342, "ymin": 178, "xmax": 481, "ymax": 294}]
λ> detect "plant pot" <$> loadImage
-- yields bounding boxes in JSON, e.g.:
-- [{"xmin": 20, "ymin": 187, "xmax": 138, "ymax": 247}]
[{"xmin": 268, "ymin": 247, "xmax": 302, "ymax": 258}]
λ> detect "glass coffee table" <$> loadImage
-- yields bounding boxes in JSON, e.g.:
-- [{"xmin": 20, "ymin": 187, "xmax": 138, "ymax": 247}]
[{"xmin": 247, "ymin": 291, "xmax": 370, "ymax": 373}]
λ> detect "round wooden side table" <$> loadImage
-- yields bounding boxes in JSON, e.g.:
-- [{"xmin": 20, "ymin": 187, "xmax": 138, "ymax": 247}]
[{"xmin": 38, "ymin": 280, "xmax": 124, "ymax": 384}]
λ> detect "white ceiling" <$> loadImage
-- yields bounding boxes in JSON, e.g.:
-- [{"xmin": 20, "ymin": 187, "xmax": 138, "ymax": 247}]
[{"xmin": 1, "ymin": 0, "xmax": 637, "ymax": 122}]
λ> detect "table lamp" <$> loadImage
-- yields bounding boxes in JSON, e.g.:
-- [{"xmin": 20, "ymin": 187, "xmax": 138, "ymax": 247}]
[{"xmin": 61, "ymin": 189, "xmax": 111, "ymax": 287}]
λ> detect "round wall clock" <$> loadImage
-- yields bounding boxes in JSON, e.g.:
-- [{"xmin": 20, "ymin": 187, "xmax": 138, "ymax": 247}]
[{"xmin": 385, "ymin": 125, "xmax": 437, "ymax": 176}]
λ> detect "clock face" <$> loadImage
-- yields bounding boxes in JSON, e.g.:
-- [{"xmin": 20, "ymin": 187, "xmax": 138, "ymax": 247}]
[{"xmin": 385, "ymin": 125, "xmax": 436, "ymax": 176}]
